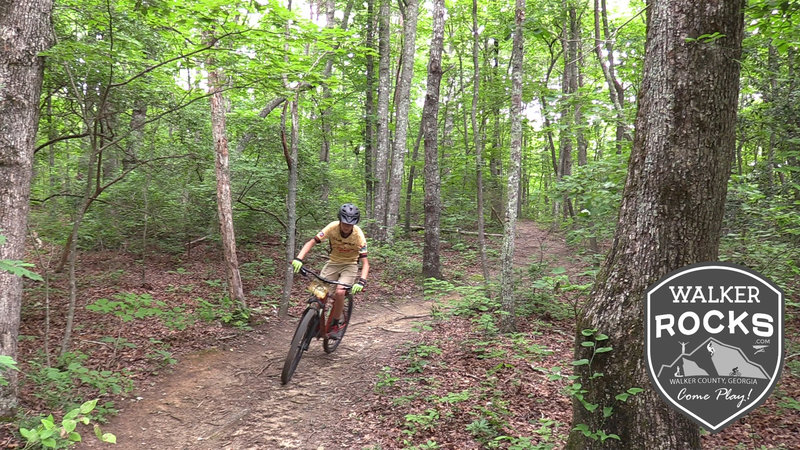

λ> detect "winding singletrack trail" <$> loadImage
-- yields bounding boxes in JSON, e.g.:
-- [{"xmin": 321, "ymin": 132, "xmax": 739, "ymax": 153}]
[{"xmin": 79, "ymin": 220, "xmax": 573, "ymax": 449}]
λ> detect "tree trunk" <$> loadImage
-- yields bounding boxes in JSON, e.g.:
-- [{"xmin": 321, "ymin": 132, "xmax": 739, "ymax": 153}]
[
  {"xmin": 558, "ymin": 0, "xmax": 578, "ymax": 220},
  {"xmin": 500, "ymin": 0, "xmax": 525, "ymax": 333},
  {"xmin": 364, "ymin": 0, "xmax": 377, "ymax": 219},
  {"xmin": 385, "ymin": 0, "xmax": 419, "ymax": 242},
  {"xmin": 0, "ymin": 0, "xmax": 53, "ymax": 417},
  {"xmin": 404, "ymin": 124, "xmax": 424, "ymax": 234},
  {"xmin": 593, "ymin": 0, "xmax": 629, "ymax": 153},
  {"xmin": 373, "ymin": 0, "xmax": 392, "ymax": 240},
  {"xmin": 318, "ymin": 0, "xmax": 354, "ymax": 206},
  {"xmin": 422, "ymin": 0, "xmax": 446, "ymax": 280},
  {"xmin": 208, "ymin": 64, "xmax": 246, "ymax": 307},
  {"xmin": 280, "ymin": 96, "xmax": 300, "ymax": 317},
  {"xmin": 472, "ymin": 0, "xmax": 490, "ymax": 284},
  {"xmin": 566, "ymin": 0, "xmax": 744, "ymax": 447}
]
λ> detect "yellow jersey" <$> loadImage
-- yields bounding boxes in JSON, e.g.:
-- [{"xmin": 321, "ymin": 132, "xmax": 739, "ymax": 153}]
[{"xmin": 314, "ymin": 221, "xmax": 368, "ymax": 264}]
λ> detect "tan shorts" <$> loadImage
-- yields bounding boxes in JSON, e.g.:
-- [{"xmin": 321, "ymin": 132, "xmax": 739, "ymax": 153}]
[{"xmin": 319, "ymin": 261, "xmax": 358, "ymax": 294}]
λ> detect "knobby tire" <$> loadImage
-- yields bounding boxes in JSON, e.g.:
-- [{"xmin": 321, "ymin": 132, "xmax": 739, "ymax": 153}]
[{"xmin": 281, "ymin": 307, "xmax": 318, "ymax": 384}]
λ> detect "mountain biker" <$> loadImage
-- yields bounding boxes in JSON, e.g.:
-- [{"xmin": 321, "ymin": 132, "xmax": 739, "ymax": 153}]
[{"xmin": 291, "ymin": 203, "xmax": 369, "ymax": 339}]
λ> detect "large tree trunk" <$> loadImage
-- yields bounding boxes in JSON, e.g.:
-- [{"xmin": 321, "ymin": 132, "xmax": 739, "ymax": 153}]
[
  {"xmin": 566, "ymin": 0, "xmax": 744, "ymax": 448},
  {"xmin": 499, "ymin": 0, "xmax": 525, "ymax": 333},
  {"xmin": 208, "ymin": 65, "xmax": 246, "ymax": 307},
  {"xmin": 0, "ymin": 0, "xmax": 53, "ymax": 417},
  {"xmin": 422, "ymin": 0, "xmax": 446, "ymax": 280},
  {"xmin": 471, "ymin": 0, "xmax": 489, "ymax": 283},
  {"xmin": 373, "ymin": 0, "xmax": 392, "ymax": 240},
  {"xmin": 385, "ymin": 0, "xmax": 419, "ymax": 242}
]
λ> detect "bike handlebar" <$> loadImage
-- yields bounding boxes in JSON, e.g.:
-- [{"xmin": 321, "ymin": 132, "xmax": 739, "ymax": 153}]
[{"xmin": 298, "ymin": 266, "xmax": 353, "ymax": 289}]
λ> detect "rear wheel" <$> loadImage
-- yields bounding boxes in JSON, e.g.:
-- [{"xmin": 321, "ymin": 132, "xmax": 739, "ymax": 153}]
[
  {"xmin": 281, "ymin": 307, "xmax": 319, "ymax": 384},
  {"xmin": 323, "ymin": 294, "xmax": 354, "ymax": 353}
]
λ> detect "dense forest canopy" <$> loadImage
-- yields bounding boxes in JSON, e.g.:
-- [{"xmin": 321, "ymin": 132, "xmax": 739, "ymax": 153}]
[{"xmin": 1, "ymin": 0, "xmax": 799, "ymax": 447}]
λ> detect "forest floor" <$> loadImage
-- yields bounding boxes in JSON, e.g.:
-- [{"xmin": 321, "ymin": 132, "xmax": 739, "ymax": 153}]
[{"xmin": 5, "ymin": 221, "xmax": 799, "ymax": 449}]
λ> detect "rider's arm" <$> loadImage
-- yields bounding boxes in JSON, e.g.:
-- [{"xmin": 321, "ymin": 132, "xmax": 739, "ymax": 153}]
[
  {"xmin": 296, "ymin": 239, "xmax": 316, "ymax": 261},
  {"xmin": 359, "ymin": 256, "xmax": 370, "ymax": 281}
]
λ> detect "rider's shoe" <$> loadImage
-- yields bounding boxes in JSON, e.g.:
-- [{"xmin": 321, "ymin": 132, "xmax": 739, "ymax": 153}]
[{"xmin": 327, "ymin": 320, "xmax": 346, "ymax": 340}]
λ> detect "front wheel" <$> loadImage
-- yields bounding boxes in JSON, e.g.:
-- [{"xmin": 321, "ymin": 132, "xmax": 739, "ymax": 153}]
[
  {"xmin": 323, "ymin": 294, "xmax": 354, "ymax": 353},
  {"xmin": 281, "ymin": 307, "xmax": 319, "ymax": 384}
]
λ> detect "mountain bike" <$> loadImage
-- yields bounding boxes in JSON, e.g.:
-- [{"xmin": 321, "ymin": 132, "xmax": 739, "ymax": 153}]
[{"xmin": 281, "ymin": 266, "xmax": 354, "ymax": 385}]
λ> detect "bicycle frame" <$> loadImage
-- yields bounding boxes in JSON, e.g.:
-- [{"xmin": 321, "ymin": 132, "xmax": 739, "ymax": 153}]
[{"xmin": 299, "ymin": 267, "xmax": 352, "ymax": 338}]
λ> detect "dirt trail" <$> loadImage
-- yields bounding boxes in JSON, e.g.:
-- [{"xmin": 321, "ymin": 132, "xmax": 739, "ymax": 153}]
[{"xmin": 79, "ymin": 220, "xmax": 570, "ymax": 449}]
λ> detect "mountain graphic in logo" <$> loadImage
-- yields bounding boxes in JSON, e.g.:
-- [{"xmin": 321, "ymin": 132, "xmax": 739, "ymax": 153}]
[{"xmin": 656, "ymin": 337, "xmax": 769, "ymax": 380}]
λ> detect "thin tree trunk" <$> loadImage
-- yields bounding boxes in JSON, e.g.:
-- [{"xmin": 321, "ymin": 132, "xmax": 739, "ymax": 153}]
[
  {"xmin": 318, "ymin": 0, "xmax": 355, "ymax": 206},
  {"xmin": 472, "ymin": 0, "xmax": 490, "ymax": 284},
  {"xmin": 208, "ymin": 61, "xmax": 246, "ymax": 307},
  {"xmin": 364, "ymin": 0, "xmax": 377, "ymax": 219},
  {"xmin": 373, "ymin": 0, "xmax": 392, "ymax": 240},
  {"xmin": 60, "ymin": 129, "xmax": 98, "ymax": 358},
  {"xmin": 500, "ymin": 0, "xmax": 526, "ymax": 333},
  {"xmin": 567, "ymin": 0, "xmax": 744, "ymax": 446},
  {"xmin": 422, "ymin": 0, "xmax": 446, "ymax": 280},
  {"xmin": 280, "ymin": 96, "xmax": 300, "ymax": 317},
  {"xmin": 385, "ymin": 0, "xmax": 419, "ymax": 242},
  {"xmin": 404, "ymin": 124, "xmax": 424, "ymax": 233}
]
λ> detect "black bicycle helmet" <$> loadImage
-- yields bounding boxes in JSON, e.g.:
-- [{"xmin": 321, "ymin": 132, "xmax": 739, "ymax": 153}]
[{"xmin": 338, "ymin": 203, "xmax": 360, "ymax": 225}]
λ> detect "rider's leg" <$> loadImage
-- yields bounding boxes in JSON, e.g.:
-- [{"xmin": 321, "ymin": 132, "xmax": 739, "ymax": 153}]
[{"xmin": 331, "ymin": 285, "xmax": 346, "ymax": 322}]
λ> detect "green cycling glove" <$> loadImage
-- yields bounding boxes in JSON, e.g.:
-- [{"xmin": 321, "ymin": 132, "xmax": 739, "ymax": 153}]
[
  {"xmin": 351, "ymin": 277, "xmax": 367, "ymax": 294},
  {"xmin": 291, "ymin": 258, "xmax": 303, "ymax": 273}
]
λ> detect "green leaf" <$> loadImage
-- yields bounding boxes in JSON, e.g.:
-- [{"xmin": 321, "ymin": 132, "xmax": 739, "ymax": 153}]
[
  {"xmin": 63, "ymin": 408, "xmax": 80, "ymax": 421},
  {"xmin": 80, "ymin": 399, "xmax": 98, "ymax": 414},
  {"xmin": 583, "ymin": 402, "xmax": 599, "ymax": 412},
  {"xmin": 68, "ymin": 431, "xmax": 82, "ymax": 442},
  {"xmin": 603, "ymin": 406, "xmax": 614, "ymax": 418},
  {"xmin": 62, "ymin": 418, "xmax": 77, "ymax": 433},
  {"xmin": 19, "ymin": 427, "xmax": 37, "ymax": 441},
  {"xmin": 581, "ymin": 341, "xmax": 595, "ymax": 347},
  {"xmin": 627, "ymin": 387, "xmax": 644, "ymax": 395},
  {"xmin": 101, "ymin": 433, "xmax": 117, "ymax": 443},
  {"xmin": 595, "ymin": 347, "xmax": 613, "ymax": 353},
  {"xmin": 42, "ymin": 437, "xmax": 58, "ymax": 448},
  {"xmin": 581, "ymin": 329, "xmax": 597, "ymax": 337},
  {"xmin": 615, "ymin": 393, "xmax": 630, "ymax": 402},
  {"xmin": 0, "ymin": 259, "xmax": 43, "ymax": 281},
  {"xmin": 594, "ymin": 334, "xmax": 609, "ymax": 341},
  {"xmin": 41, "ymin": 415, "xmax": 55, "ymax": 430},
  {"xmin": 571, "ymin": 359, "xmax": 590, "ymax": 366}
]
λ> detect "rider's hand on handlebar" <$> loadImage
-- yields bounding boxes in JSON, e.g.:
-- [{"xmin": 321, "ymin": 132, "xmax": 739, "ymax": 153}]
[
  {"xmin": 291, "ymin": 258, "xmax": 303, "ymax": 273},
  {"xmin": 351, "ymin": 277, "xmax": 367, "ymax": 294}
]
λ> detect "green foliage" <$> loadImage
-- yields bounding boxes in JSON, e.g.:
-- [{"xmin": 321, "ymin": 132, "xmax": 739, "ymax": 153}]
[
  {"xmin": 553, "ymin": 153, "xmax": 628, "ymax": 249},
  {"xmin": 0, "ymin": 355, "xmax": 19, "ymax": 387},
  {"xmin": 721, "ymin": 179, "xmax": 800, "ymax": 299},
  {"xmin": 26, "ymin": 352, "xmax": 132, "ymax": 411},
  {"xmin": 401, "ymin": 343, "xmax": 443, "ymax": 374},
  {"xmin": 373, "ymin": 240, "xmax": 424, "ymax": 282},
  {"xmin": 195, "ymin": 297, "xmax": 251, "ymax": 329},
  {"xmin": 375, "ymin": 366, "xmax": 399, "ymax": 394},
  {"xmin": 549, "ymin": 329, "xmax": 641, "ymax": 445},
  {"xmin": 403, "ymin": 408, "xmax": 440, "ymax": 436},
  {"xmin": 19, "ymin": 399, "xmax": 116, "ymax": 449},
  {"xmin": 424, "ymin": 278, "xmax": 501, "ymax": 335},
  {"xmin": 86, "ymin": 293, "xmax": 193, "ymax": 330},
  {"xmin": 0, "ymin": 234, "xmax": 43, "ymax": 281}
]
